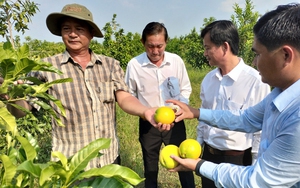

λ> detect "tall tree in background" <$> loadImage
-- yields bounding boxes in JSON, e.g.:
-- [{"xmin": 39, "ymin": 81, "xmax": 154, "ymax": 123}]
[
  {"xmin": 102, "ymin": 14, "xmax": 143, "ymax": 69},
  {"xmin": 0, "ymin": 0, "xmax": 39, "ymax": 48},
  {"xmin": 231, "ymin": 0, "xmax": 259, "ymax": 66},
  {"xmin": 182, "ymin": 27, "xmax": 205, "ymax": 69},
  {"xmin": 180, "ymin": 17, "xmax": 216, "ymax": 69}
]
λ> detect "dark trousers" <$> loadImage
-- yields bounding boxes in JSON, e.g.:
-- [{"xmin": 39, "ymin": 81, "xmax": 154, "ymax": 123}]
[
  {"xmin": 201, "ymin": 143, "xmax": 252, "ymax": 188},
  {"xmin": 139, "ymin": 118, "xmax": 195, "ymax": 188}
]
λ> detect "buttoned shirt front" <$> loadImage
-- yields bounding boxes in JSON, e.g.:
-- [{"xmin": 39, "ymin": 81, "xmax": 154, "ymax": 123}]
[
  {"xmin": 197, "ymin": 59, "xmax": 270, "ymax": 152},
  {"xmin": 198, "ymin": 79, "xmax": 300, "ymax": 188},
  {"xmin": 29, "ymin": 50, "xmax": 129, "ymax": 169},
  {"xmin": 125, "ymin": 51, "xmax": 191, "ymax": 107}
]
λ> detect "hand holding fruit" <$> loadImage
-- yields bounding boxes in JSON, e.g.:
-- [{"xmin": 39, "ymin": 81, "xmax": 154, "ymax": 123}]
[
  {"xmin": 159, "ymin": 139, "xmax": 202, "ymax": 170},
  {"xmin": 153, "ymin": 106, "xmax": 176, "ymax": 131},
  {"xmin": 168, "ymin": 155, "xmax": 201, "ymax": 172}
]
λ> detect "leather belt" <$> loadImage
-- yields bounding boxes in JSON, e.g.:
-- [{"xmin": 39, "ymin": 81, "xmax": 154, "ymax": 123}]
[{"xmin": 205, "ymin": 143, "xmax": 245, "ymax": 156}]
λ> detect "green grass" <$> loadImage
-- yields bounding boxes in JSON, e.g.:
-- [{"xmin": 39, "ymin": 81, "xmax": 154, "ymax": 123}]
[{"xmin": 117, "ymin": 64, "xmax": 209, "ymax": 188}]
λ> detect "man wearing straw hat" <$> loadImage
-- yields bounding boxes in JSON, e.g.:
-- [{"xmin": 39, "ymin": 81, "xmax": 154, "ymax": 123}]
[{"xmin": 23, "ymin": 3, "xmax": 170, "ymax": 170}]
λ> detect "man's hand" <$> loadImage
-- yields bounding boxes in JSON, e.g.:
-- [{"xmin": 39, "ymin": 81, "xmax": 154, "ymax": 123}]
[
  {"xmin": 143, "ymin": 107, "xmax": 174, "ymax": 132},
  {"xmin": 166, "ymin": 99, "xmax": 200, "ymax": 122},
  {"xmin": 168, "ymin": 155, "xmax": 201, "ymax": 172}
]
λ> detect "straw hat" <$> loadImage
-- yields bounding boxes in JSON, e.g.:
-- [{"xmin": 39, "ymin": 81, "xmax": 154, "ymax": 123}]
[{"xmin": 46, "ymin": 3, "xmax": 103, "ymax": 38}]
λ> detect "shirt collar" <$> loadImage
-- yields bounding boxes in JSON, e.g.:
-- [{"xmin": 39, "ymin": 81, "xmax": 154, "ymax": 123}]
[
  {"xmin": 215, "ymin": 58, "xmax": 245, "ymax": 81},
  {"xmin": 227, "ymin": 58, "xmax": 245, "ymax": 81},
  {"xmin": 141, "ymin": 52, "xmax": 170, "ymax": 67},
  {"xmin": 61, "ymin": 49, "xmax": 101, "ymax": 65},
  {"xmin": 273, "ymin": 79, "xmax": 300, "ymax": 112}
]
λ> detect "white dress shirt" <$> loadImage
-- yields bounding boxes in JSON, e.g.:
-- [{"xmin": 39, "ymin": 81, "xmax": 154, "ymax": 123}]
[
  {"xmin": 197, "ymin": 59, "xmax": 270, "ymax": 154},
  {"xmin": 125, "ymin": 51, "xmax": 191, "ymax": 107}
]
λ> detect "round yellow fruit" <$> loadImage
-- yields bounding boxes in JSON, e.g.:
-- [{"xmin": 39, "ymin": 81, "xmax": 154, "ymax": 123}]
[
  {"xmin": 159, "ymin": 145, "xmax": 180, "ymax": 169},
  {"xmin": 179, "ymin": 139, "xmax": 202, "ymax": 159},
  {"xmin": 154, "ymin": 106, "xmax": 175, "ymax": 124}
]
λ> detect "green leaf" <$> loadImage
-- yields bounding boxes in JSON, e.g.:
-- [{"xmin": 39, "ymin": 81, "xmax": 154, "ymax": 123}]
[
  {"xmin": 16, "ymin": 136, "xmax": 37, "ymax": 161},
  {"xmin": 16, "ymin": 160, "xmax": 42, "ymax": 178},
  {"xmin": 25, "ymin": 76, "xmax": 43, "ymax": 85},
  {"xmin": 75, "ymin": 164, "xmax": 145, "ymax": 186},
  {"xmin": 66, "ymin": 138, "xmax": 111, "ymax": 185},
  {"xmin": 0, "ymin": 59, "xmax": 16, "ymax": 80},
  {"xmin": 0, "ymin": 102, "xmax": 17, "ymax": 135},
  {"xmin": 32, "ymin": 61, "xmax": 63, "ymax": 74},
  {"xmin": 51, "ymin": 151, "xmax": 68, "ymax": 170},
  {"xmin": 13, "ymin": 58, "xmax": 38, "ymax": 78},
  {"xmin": 8, "ymin": 147, "xmax": 19, "ymax": 165},
  {"xmin": 35, "ymin": 93, "xmax": 66, "ymax": 117},
  {"xmin": 31, "ymin": 78, "xmax": 72, "ymax": 95},
  {"xmin": 39, "ymin": 165, "xmax": 56, "ymax": 186},
  {"xmin": 0, "ymin": 154, "xmax": 17, "ymax": 185},
  {"xmin": 16, "ymin": 44, "xmax": 30, "ymax": 60},
  {"xmin": 30, "ymin": 99, "xmax": 65, "ymax": 127},
  {"xmin": 24, "ymin": 131, "xmax": 39, "ymax": 152}
]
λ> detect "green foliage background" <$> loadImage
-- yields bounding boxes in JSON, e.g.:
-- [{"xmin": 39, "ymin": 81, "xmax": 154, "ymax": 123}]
[{"xmin": 19, "ymin": 0, "xmax": 258, "ymax": 71}]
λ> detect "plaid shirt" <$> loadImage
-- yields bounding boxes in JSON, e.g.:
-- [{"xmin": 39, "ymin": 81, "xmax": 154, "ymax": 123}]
[{"xmin": 30, "ymin": 50, "xmax": 129, "ymax": 169}]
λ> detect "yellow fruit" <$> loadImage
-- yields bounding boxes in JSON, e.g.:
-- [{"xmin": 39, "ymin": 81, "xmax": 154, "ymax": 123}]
[
  {"xmin": 159, "ymin": 145, "xmax": 180, "ymax": 169},
  {"xmin": 154, "ymin": 106, "xmax": 175, "ymax": 124},
  {"xmin": 179, "ymin": 139, "xmax": 202, "ymax": 159}
]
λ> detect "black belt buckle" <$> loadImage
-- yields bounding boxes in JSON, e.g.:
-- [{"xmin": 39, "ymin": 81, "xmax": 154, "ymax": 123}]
[
  {"xmin": 208, "ymin": 145, "xmax": 215, "ymax": 154},
  {"xmin": 206, "ymin": 144, "xmax": 223, "ymax": 155}
]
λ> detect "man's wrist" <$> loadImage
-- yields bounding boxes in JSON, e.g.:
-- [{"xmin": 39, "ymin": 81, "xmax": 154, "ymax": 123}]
[
  {"xmin": 197, "ymin": 108, "xmax": 201, "ymax": 120},
  {"xmin": 195, "ymin": 159, "xmax": 206, "ymax": 176}
]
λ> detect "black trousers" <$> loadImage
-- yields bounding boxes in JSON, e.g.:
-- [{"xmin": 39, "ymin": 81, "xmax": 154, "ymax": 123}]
[
  {"xmin": 139, "ymin": 118, "xmax": 195, "ymax": 188},
  {"xmin": 201, "ymin": 143, "xmax": 252, "ymax": 188}
]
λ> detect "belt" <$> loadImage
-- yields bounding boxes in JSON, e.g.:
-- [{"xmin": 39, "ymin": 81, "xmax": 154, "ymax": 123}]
[{"xmin": 205, "ymin": 143, "xmax": 245, "ymax": 156}]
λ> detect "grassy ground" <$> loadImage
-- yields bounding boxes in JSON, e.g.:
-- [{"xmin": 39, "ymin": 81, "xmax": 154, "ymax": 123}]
[{"xmin": 117, "ymin": 64, "xmax": 210, "ymax": 188}]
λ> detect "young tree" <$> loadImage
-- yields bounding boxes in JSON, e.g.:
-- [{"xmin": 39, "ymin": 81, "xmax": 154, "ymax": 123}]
[
  {"xmin": 0, "ymin": 0, "xmax": 39, "ymax": 48},
  {"xmin": 231, "ymin": 0, "xmax": 260, "ymax": 66},
  {"xmin": 182, "ymin": 27, "xmax": 206, "ymax": 69},
  {"xmin": 101, "ymin": 14, "xmax": 143, "ymax": 69},
  {"xmin": 23, "ymin": 36, "xmax": 65, "ymax": 59}
]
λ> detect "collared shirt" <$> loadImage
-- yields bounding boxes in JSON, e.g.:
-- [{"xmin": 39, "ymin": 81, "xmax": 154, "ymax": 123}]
[
  {"xmin": 124, "ymin": 51, "xmax": 192, "ymax": 107},
  {"xmin": 198, "ymin": 79, "xmax": 300, "ymax": 188},
  {"xmin": 197, "ymin": 59, "xmax": 270, "ymax": 153},
  {"xmin": 29, "ymin": 50, "xmax": 129, "ymax": 169}
]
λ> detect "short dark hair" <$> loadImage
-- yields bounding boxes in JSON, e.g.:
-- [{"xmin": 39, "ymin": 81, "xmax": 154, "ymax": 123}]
[
  {"xmin": 201, "ymin": 20, "xmax": 239, "ymax": 55},
  {"xmin": 141, "ymin": 22, "xmax": 168, "ymax": 43},
  {"xmin": 254, "ymin": 3, "xmax": 300, "ymax": 51}
]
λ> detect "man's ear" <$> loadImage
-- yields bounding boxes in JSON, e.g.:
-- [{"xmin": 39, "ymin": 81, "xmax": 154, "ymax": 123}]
[
  {"xmin": 282, "ymin": 45, "xmax": 293, "ymax": 66},
  {"xmin": 222, "ymin": 42, "xmax": 230, "ymax": 55},
  {"xmin": 140, "ymin": 38, "xmax": 144, "ymax": 44}
]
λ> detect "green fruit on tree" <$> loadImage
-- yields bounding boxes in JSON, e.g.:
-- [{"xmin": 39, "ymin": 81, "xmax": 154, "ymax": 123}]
[
  {"xmin": 179, "ymin": 139, "xmax": 202, "ymax": 159},
  {"xmin": 159, "ymin": 144, "xmax": 180, "ymax": 169},
  {"xmin": 154, "ymin": 106, "xmax": 175, "ymax": 124}
]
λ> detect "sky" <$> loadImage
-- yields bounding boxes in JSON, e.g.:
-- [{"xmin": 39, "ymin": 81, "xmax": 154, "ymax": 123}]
[{"xmin": 4, "ymin": 0, "xmax": 296, "ymax": 43}]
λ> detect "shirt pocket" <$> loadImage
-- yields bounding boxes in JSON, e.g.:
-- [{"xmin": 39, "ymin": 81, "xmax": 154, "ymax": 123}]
[
  {"xmin": 225, "ymin": 100, "xmax": 244, "ymax": 110},
  {"xmin": 97, "ymin": 81, "xmax": 115, "ymax": 103},
  {"xmin": 167, "ymin": 77, "xmax": 180, "ymax": 98}
]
